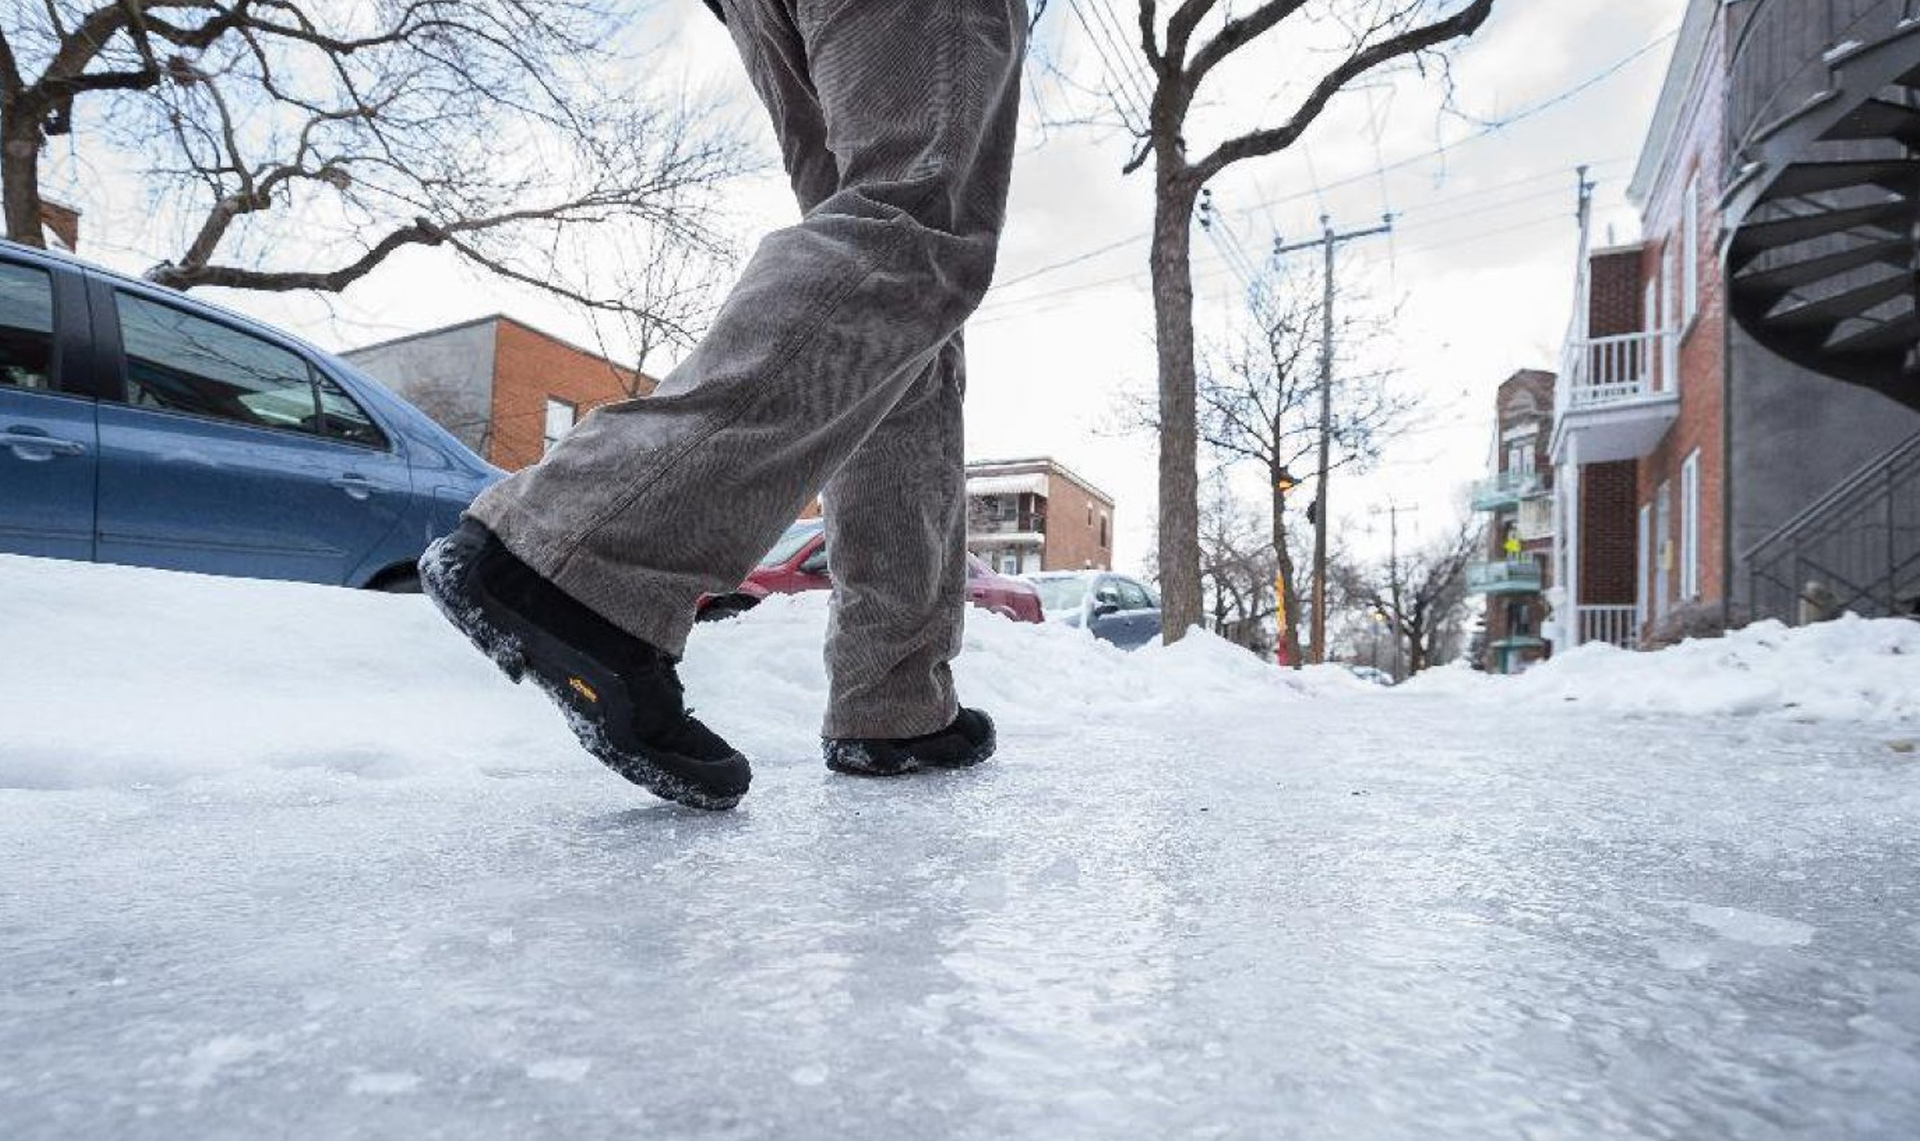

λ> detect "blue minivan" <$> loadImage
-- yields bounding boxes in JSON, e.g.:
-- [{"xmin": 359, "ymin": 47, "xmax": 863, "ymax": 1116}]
[{"xmin": 0, "ymin": 240, "xmax": 500, "ymax": 591}]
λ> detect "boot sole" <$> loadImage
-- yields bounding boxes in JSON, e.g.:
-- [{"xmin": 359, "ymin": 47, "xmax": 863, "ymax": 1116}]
[
  {"xmin": 420, "ymin": 535, "xmax": 747, "ymax": 811},
  {"xmin": 823, "ymin": 718, "xmax": 998, "ymax": 777}
]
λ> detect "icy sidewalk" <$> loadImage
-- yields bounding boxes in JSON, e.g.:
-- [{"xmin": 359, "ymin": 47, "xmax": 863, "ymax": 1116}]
[{"xmin": 3, "ymin": 556, "xmax": 1919, "ymax": 1139}]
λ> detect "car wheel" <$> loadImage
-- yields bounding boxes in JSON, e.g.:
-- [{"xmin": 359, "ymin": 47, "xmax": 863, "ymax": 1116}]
[{"xmin": 697, "ymin": 595, "xmax": 760, "ymax": 623}]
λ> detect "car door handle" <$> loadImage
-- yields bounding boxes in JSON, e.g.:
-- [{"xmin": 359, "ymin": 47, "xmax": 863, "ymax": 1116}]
[
  {"xmin": 0, "ymin": 428, "xmax": 86, "ymax": 459},
  {"xmin": 330, "ymin": 473, "xmax": 375, "ymax": 500}
]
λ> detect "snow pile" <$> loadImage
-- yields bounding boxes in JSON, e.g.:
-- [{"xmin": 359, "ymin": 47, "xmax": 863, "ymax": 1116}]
[
  {"xmin": 0, "ymin": 554, "xmax": 1316, "ymax": 790},
  {"xmin": 1405, "ymin": 614, "xmax": 1920, "ymax": 722}
]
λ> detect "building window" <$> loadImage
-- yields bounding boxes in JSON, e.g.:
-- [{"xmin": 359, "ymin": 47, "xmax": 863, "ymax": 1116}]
[
  {"xmin": 543, "ymin": 398, "xmax": 576, "ymax": 453},
  {"xmin": 1086, "ymin": 503, "xmax": 1094, "ymax": 526},
  {"xmin": 1682, "ymin": 172, "xmax": 1699, "ymax": 327},
  {"xmin": 1654, "ymin": 480, "xmax": 1672, "ymax": 621},
  {"xmin": 1680, "ymin": 449, "xmax": 1700, "ymax": 599},
  {"xmin": 999, "ymin": 552, "xmax": 1018, "ymax": 575},
  {"xmin": 1636, "ymin": 503, "xmax": 1651, "ymax": 629},
  {"xmin": 1099, "ymin": 513, "xmax": 1109, "ymax": 549},
  {"xmin": 1662, "ymin": 243, "xmax": 1678, "ymax": 334}
]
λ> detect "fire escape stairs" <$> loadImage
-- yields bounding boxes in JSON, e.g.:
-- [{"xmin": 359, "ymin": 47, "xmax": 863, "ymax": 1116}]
[{"xmin": 1723, "ymin": 19, "xmax": 1920, "ymax": 411}]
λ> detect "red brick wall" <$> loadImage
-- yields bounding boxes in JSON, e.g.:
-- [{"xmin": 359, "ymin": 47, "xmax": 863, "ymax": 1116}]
[
  {"xmin": 1580, "ymin": 461, "xmax": 1639, "ymax": 605},
  {"xmin": 487, "ymin": 319, "xmax": 656, "ymax": 471},
  {"xmin": 1588, "ymin": 248, "xmax": 1643, "ymax": 337},
  {"xmin": 1042, "ymin": 475, "xmax": 1113, "ymax": 571},
  {"xmin": 1635, "ymin": 11, "xmax": 1727, "ymax": 611}
]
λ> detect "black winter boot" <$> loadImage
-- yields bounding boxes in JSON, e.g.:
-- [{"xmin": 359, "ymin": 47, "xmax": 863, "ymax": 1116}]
[
  {"xmin": 823, "ymin": 708, "xmax": 996, "ymax": 777},
  {"xmin": 420, "ymin": 519, "xmax": 751, "ymax": 810}
]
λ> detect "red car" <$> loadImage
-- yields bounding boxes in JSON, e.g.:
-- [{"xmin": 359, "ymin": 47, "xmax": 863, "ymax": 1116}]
[{"xmin": 697, "ymin": 518, "xmax": 1044, "ymax": 623}]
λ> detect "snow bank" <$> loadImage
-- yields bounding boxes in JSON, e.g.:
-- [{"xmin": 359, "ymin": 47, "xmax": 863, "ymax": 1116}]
[
  {"xmin": 0, "ymin": 554, "xmax": 1316, "ymax": 790},
  {"xmin": 1404, "ymin": 614, "xmax": 1920, "ymax": 722}
]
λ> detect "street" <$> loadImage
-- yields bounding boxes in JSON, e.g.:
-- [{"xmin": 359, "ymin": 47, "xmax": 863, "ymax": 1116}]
[{"xmin": 4, "ymin": 557, "xmax": 1917, "ymax": 1139}]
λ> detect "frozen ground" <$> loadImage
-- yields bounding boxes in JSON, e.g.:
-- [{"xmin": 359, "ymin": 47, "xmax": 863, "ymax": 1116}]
[{"xmin": 4, "ymin": 553, "xmax": 1919, "ymax": 1140}]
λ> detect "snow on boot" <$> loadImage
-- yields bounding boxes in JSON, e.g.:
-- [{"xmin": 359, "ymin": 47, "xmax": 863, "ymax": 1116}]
[
  {"xmin": 823, "ymin": 708, "xmax": 997, "ymax": 777},
  {"xmin": 420, "ymin": 519, "xmax": 751, "ymax": 810}
]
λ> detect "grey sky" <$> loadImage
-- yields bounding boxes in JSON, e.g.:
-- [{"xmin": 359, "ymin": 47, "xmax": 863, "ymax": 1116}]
[{"xmin": 45, "ymin": 0, "xmax": 1679, "ymax": 572}]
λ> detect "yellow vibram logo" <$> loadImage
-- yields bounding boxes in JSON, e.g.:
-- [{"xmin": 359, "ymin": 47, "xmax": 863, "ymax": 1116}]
[{"xmin": 567, "ymin": 677, "xmax": 599, "ymax": 703}]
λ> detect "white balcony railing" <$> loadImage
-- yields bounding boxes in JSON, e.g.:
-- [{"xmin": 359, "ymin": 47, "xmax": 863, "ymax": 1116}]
[
  {"xmin": 1561, "ymin": 329, "xmax": 1678, "ymax": 411},
  {"xmin": 1577, "ymin": 604, "xmax": 1639, "ymax": 649}
]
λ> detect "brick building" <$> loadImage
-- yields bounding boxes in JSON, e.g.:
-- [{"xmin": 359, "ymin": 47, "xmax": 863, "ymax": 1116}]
[
  {"xmin": 1466, "ymin": 369, "xmax": 1555, "ymax": 673},
  {"xmin": 1546, "ymin": 0, "xmax": 1920, "ymax": 651},
  {"xmin": 965, "ymin": 457, "xmax": 1113, "ymax": 574},
  {"xmin": 342, "ymin": 316, "xmax": 654, "ymax": 471}
]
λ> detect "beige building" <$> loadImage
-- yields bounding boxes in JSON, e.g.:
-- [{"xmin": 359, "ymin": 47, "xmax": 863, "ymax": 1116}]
[{"xmin": 965, "ymin": 457, "xmax": 1113, "ymax": 575}]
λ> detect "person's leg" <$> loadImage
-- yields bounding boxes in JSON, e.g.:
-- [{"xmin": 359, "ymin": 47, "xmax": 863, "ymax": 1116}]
[
  {"xmin": 464, "ymin": 0, "xmax": 1026, "ymax": 665},
  {"xmin": 819, "ymin": 336, "xmax": 967, "ymax": 739},
  {"xmin": 723, "ymin": 0, "xmax": 970, "ymax": 740}
]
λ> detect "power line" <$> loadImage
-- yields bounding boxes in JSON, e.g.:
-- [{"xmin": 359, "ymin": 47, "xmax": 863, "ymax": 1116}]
[
  {"xmin": 984, "ymin": 27, "xmax": 1675, "ymax": 296},
  {"xmin": 977, "ymin": 174, "xmax": 1614, "ymax": 322}
]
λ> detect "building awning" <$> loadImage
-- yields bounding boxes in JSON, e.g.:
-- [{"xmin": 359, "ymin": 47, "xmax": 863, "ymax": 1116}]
[{"xmin": 966, "ymin": 473, "xmax": 1049, "ymax": 497}]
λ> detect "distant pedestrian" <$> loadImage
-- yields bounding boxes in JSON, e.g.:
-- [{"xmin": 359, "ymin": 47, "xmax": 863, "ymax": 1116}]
[{"xmin": 419, "ymin": 0, "xmax": 1025, "ymax": 810}]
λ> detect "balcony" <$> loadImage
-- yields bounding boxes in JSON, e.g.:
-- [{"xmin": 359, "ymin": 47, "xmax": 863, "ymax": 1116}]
[
  {"xmin": 1466, "ymin": 559, "xmax": 1544, "ymax": 595},
  {"xmin": 1551, "ymin": 330, "xmax": 1682, "ymax": 464},
  {"xmin": 1469, "ymin": 469, "xmax": 1548, "ymax": 512},
  {"xmin": 1576, "ymin": 604, "xmax": 1640, "ymax": 649}
]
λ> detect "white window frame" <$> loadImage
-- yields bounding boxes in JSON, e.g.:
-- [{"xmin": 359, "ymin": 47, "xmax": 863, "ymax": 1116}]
[
  {"xmin": 1681, "ymin": 173, "xmax": 1700, "ymax": 326},
  {"xmin": 542, "ymin": 398, "xmax": 576, "ymax": 453},
  {"xmin": 1679, "ymin": 449, "xmax": 1700, "ymax": 599},
  {"xmin": 1636, "ymin": 503, "xmax": 1652, "ymax": 629},
  {"xmin": 1654, "ymin": 480, "xmax": 1673, "ymax": 621}
]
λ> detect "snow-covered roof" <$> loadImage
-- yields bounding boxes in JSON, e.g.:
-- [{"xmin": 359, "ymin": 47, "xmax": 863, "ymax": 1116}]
[{"xmin": 967, "ymin": 473, "xmax": 1049, "ymax": 497}]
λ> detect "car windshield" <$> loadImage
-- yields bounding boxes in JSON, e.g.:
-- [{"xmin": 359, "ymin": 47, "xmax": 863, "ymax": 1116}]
[
  {"xmin": 758, "ymin": 520, "xmax": 823, "ymax": 568},
  {"xmin": 1031, "ymin": 576, "xmax": 1088, "ymax": 613}
]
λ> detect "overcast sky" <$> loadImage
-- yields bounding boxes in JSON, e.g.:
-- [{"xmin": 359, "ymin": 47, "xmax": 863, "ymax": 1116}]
[{"xmin": 48, "ymin": 0, "xmax": 1680, "ymax": 573}]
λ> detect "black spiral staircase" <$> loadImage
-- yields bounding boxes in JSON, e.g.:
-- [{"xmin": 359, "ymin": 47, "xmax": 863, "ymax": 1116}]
[{"xmin": 1723, "ymin": 1, "xmax": 1920, "ymax": 412}]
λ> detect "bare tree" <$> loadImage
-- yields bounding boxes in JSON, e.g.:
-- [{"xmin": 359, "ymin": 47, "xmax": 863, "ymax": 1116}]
[
  {"xmin": 1331, "ymin": 517, "xmax": 1477, "ymax": 677},
  {"xmin": 1, "ymin": 1, "xmax": 748, "ymax": 346},
  {"xmin": 1059, "ymin": 0, "xmax": 1493, "ymax": 643},
  {"xmin": 1195, "ymin": 261, "xmax": 1413, "ymax": 664},
  {"xmin": 1197, "ymin": 476, "xmax": 1276, "ymax": 654}
]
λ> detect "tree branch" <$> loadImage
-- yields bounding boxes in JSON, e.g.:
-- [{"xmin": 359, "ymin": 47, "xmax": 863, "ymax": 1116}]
[
  {"xmin": 1190, "ymin": 0, "xmax": 1493, "ymax": 182},
  {"xmin": 1186, "ymin": 0, "xmax": 1307, "ymax": 85}
]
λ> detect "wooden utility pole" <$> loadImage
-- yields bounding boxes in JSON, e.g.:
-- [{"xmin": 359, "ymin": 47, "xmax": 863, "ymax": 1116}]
[
  {"xmin": 1369, "ymin": 499, "xmax": 1412, "ymax": 679},
  {"xmin": 1272, "ymin": 213, "xmax": 1393, "ymax": 662}
]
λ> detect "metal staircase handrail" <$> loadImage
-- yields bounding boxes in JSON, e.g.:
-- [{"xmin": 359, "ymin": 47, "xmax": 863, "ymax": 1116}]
[
  {"xmin": 1743, "ymin": 430, "xmax": 1920, "ymax": 561},
  {"xmin": 1728, "ymin": 0, "xmax": 1913, "ymax": 166}
]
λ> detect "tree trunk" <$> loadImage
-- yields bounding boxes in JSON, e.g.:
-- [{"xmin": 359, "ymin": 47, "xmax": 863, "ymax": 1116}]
[
  {"xmin": 1270, "ymin": 477, "xmax": 1303, "ymax": 666},
  {"xmin": 1, "ymin": 103, "xmax": 47, "ymax": 247},
  {"xmin": 1151, "ymin": 167, "xmax": 1201, "ymax": 644}
]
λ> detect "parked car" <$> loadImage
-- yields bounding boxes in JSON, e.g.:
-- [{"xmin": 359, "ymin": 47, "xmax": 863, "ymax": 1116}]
[
  {"xmin": 0, "ymin": 240, "xmax": 500, "ymax": 591},
  {"xmin": 1345, "ymin": 665, "xmax": 1396, "ymax": 687},
  {"xmin": 1025, "ymin": 570, "xmax": 1163, "ymax": 649},
  {"xmin": 697, "ymin": 517, "xmax": 1044, "ymax": 623}
]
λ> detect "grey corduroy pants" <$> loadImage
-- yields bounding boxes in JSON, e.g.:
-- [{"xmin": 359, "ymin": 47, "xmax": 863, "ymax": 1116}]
[{"xmin": 467, "ymin": 0, "xmax": 1025, "ymax": 738}]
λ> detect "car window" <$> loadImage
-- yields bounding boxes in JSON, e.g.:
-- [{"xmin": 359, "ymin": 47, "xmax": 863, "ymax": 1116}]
[
  {"xmin": 1032, "ymin": 576, "xmax": 1087, "ymax": 613},
  {"xmin": 759, "ymin": 520, "xmax": 824, "ymax": 567},
  {"xmin": 0, "ymin": 262, "xmax": 56, "ymax": 391},
  {"xmin": 1093, "ymin": 578, "xmax": 1123, "ymax": 606},
  {"xmin": 117, "ymin": 291, "xmax": 319, "ymax": 433},
  {"xmin": 1118, "ymin": 579, "xmax": 1152, "ymax": 610},
  {"xmin": 314, "ymin": 371, "xmax": 387, "ymax": 448}
]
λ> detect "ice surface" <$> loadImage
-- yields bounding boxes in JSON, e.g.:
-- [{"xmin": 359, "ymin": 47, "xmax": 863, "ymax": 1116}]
[{"xmin": 4, "ymin": 554, "xmax": 1920, "ymax": 1139}]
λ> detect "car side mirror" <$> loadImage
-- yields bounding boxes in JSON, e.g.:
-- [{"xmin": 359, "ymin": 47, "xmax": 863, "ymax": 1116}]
[{"xmin": 1092, "ymin": 600, "xmax": 1120, "ymax": 618}]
